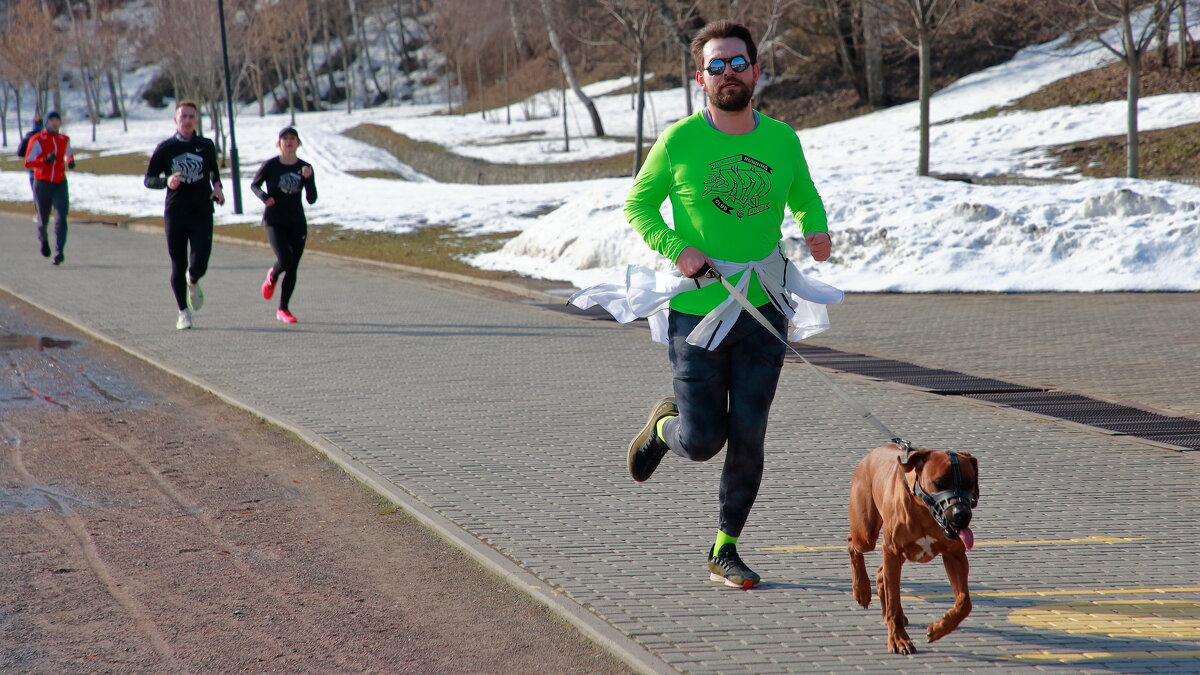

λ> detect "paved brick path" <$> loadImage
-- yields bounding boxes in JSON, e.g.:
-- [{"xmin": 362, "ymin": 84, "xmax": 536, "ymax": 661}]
[{"xmin": 3, "ymin": 216, "xmax": 1198, "ymax": 674}]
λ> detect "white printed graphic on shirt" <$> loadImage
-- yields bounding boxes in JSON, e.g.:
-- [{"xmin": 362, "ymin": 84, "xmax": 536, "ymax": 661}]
[
  {"xmin": 171, "ymin": 152, "xmax": 205, "ymax": 184},
  {"xmin": 279, "ymin": 171, "xmax": 303, "ymax": 195}
]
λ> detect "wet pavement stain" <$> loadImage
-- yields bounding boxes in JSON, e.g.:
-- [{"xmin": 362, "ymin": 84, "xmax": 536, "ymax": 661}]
[
  {"xmin": 0, "ymin": 334, "xmax": 77, "ymax": 352},
  {"xmin": 0, "ymin": 486, "xmax": 87, "ymax": 513}
]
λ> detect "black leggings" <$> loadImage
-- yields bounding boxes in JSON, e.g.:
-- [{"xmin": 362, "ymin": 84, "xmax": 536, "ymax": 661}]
[
  {"xmin": 165, "ymin": 213, "xmax": 213, "ymax": 311},
  {"xmin": 266, "ymin": 223, "xmax": 307, "ymax": 310}
]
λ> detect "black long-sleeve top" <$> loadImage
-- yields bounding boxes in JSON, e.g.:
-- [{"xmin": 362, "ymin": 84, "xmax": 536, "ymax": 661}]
[
  {"xmin": 143, "ymin": 132, "xmax": 222, "ymax": 216},
  {"xmin": 250, "ymin": 157, "xmax": 317, "ymax": 228}
]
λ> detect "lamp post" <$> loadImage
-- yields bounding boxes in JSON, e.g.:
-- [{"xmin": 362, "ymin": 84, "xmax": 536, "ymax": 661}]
[{"xmin": 217, "ymin": 0, "xmax": 243, "ymax": 214}]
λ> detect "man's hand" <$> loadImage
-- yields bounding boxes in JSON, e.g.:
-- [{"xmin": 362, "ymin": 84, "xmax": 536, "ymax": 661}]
[
  {"xmin": 45, "ymin": 152, "xmax": 56, "ymax": 164},
  {"xmin": 301, "ymin": 165, "xmax": 312, "ymax": 179},
  {"xmin": 167, "ymin": 172, "xmax": 183, "ymax": 190},
  {"xmin": 67, "ymin": 158, "xmax": 75, "ymax": 169},
  {"xmin": 211, "ymin": 187, "xmax": 225, "ymax": 206},
  {"xmin": 264, "ymin": 197, "xmax": 276, "ymax": 207},
  {"xmin": 675, "ymin": 246, "xmax": 710, "ymax": 278},
  {"xmin": 805, "ymin": 232, "xmax": 832, "ymax": 261}
]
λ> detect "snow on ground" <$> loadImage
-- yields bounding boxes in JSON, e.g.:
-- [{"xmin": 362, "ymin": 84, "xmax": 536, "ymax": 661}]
[{"xmin": 2, "ymin": 4, "xmax": 1198, "ymax": 291}]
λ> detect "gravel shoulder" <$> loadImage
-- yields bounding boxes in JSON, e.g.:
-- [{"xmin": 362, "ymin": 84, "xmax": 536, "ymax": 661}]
[{"xmin": 0, "ymin": 291, "xmax": 629, "ymax": 674}]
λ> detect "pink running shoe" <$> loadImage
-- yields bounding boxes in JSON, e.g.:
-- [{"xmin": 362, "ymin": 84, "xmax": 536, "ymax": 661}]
[
  {"xmin": 276, "ymin": 309, "xmax": 297, "ymax": 323},
  {"xmin": 262, "ymin": 269, "xmax": 277, "ymax": 300}
]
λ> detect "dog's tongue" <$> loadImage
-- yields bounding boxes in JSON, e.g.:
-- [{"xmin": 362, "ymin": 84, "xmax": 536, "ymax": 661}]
[{"xmin": 959, "ymin": 527, "xmax": 975, "ymax": 551}]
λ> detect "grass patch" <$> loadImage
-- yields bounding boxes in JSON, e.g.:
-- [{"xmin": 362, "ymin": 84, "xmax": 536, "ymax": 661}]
[
  {"xmin": 343, "ymin": 123, "xmax": 634, "ymax": 183},
  {"xmin": 214, "ymin": 222, "xmax": 518, "ymax": 278},
  {"xmin": 1047, "ymin": 122, "xmax": 1200, "ymax": 179},
  {"xmin": 0, "ymin": 150, "xmax": 149, "ymax": 175},
  {"xmin": 345, "ymin": 169, "xmax": 410, "ymax": 180},
  {"xmin": 947, "ymin": 58, "xmax": 1200, "ymax": 123}
]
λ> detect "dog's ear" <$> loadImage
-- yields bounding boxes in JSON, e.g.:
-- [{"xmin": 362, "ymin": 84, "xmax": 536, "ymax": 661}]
[
  {"xmin": 961, "ymin": 452, "xmax": 980, "ymax": 499},
  {"xmin": 897, "ymin": 448, "xmax": 931, "ymax": 472}
]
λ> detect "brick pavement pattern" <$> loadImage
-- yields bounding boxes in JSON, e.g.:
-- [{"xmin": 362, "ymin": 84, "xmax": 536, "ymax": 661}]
[{"xmin": 2, "ymin": 216, "xmax": 1198, "ymax": 674}]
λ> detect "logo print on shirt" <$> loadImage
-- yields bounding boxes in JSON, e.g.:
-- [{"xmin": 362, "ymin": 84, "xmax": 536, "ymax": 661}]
[
  {"xmin": 702, "ymin": 154, "xmax": 773, "ymax": 218},
  {"xmin": 171, "ymin": 152, "xmax": 205, "ymax": 184},
  {"xmin": 278, "ymin": 171, "xmax": 303, "ymax": 195}
]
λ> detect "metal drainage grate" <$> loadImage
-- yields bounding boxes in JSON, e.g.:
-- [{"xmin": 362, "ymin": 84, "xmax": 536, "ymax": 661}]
[{"xmin": 551, "ymin": 302, "xmax": 1200, "ymax": 450}]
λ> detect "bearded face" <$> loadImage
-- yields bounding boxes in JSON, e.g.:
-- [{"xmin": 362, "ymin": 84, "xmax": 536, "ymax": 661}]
[{"xmin": 712, "ymin": 77, "xmax": 753, "ymax": 111}]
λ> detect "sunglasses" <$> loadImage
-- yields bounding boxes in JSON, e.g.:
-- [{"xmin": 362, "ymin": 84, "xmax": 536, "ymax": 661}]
[{"xmin": 705, "ymin": 55, "xmax": 751, "ymax": 76}]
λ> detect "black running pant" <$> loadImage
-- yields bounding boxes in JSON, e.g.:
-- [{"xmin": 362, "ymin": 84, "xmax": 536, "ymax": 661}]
[
  {"xmin": 33, "ymin": 179, "xmax": 69, "ymax": 255},
  {"xmin": 165, "ymin": 212, "xmax": 213, "ymax": 311},
  {"xmin": 266, "ymin": 222, "xmax": 307, "ymax": 311},
  {"xmin": 660, "ymin": 304, "xmax": 787, "ymax": 538}
]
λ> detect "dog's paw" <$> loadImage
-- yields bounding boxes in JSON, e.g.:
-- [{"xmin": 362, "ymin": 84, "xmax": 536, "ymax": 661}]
[
  {"xmin": 852, "ymin": 584, "xmax": 872, "ymax": 608},
  {"xmin": 888, "ymin": 632, "xmax": 916, "ymax": 655}
]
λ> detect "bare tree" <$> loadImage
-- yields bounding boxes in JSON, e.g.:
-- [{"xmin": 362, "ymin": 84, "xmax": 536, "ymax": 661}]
[
  {"xmin": 886, "ymin": 0, "xmax": 961, "ymax": 176},
  {"xmin": 539, "ymin": 0, "xmax": 606, "ymax": 136},
  {"xmin": 599, "ymin": 0, "xmax": 659, "ymax": 171},
  {"xmin": 1069, "ymin": 0, "xmax": 1184, "ymax": 177}
]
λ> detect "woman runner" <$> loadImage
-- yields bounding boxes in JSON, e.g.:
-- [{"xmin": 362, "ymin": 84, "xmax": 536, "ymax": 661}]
[{"xmin": 251, "ymin": 127, "xmax": 317, "ymax": 323}]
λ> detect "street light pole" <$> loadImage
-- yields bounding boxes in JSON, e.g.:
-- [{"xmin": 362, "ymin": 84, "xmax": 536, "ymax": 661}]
[{"xmin": 217, "ymin": 0, "xmax": 243, "ymax": 214}]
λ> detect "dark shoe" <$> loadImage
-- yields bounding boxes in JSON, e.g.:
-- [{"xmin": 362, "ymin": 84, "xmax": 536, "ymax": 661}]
[
  {"xmin": 40, "ymin": 241, "xmax": 50, "ymax": 258},
  {"xmin": 52, "ymin": 252, "xmax": 64, "ymax": 266},
  {"xmin": 708, "ymin": 543, "xmax": 760, "ymax": 589},
  {"xmin": 627, "ymin": 397, "xmax": 677, "ymax": 482}
]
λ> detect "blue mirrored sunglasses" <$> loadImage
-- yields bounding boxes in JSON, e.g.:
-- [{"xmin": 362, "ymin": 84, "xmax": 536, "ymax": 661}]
[{"xmin": 705, "ymin": 55, "xmax": 750, "ymax": 76}]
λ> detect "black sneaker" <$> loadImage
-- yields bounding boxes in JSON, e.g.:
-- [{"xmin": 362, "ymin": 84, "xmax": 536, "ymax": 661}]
[
  {"xmin": 40, "ymin": 241, "xmax": 50, "ymax": 258},
  {"xmin": 708, "ymin": 543, "xmax": 760, "ymax": 588},
  {"xmin": 627, "ymin": 397, "xmax": 677, "ymax": 482},
  {"xmin": 52, "ymin": 252, "xmax": 64, "ymax": 266}
]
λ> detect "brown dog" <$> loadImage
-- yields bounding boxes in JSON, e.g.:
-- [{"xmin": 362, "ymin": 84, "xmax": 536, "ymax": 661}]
[{"xmin": 847, "ymin": 443, "xmax": 979, "ymax": 654}]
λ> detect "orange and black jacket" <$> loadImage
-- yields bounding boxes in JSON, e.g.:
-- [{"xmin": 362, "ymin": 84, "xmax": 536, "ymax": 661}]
[{"xmin": 24, "ymin": 130, "xmax": 72, "ymax": 183}]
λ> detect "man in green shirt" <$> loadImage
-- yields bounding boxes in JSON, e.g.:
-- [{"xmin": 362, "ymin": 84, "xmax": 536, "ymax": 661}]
[{"xmin": 624, "ymin": 20, "xmax": 834, "ymax": 589}]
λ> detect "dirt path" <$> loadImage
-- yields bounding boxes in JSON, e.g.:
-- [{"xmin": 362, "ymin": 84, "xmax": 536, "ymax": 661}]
[{"xmin": 0, "ymin": 292, "xmax": 629, "ymax": 674}]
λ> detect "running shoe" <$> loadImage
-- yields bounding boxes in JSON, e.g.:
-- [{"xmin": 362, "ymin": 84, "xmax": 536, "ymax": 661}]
[
  {"xmin": 276, "ymin": 309, "xmax": 297, "ymax": 324},
  {"xmin": 627, "ymin": 397, "xmax": 677, "ymax": 482},
  {"xmin": 187, "ymin": 281, "xmax": 204, "ymax": 310},
  {"xmin": 176, "ymin": 309, "xmax": 193, "ymax": 330},
  {"xmin": 39, "ymin": 241, "xmax": 50, "ymax": 258},
  {"xmin": 708, "ymin": 543, "xmax": 760, "ymax": 589},
  {"xmin": 262, "ymin": 269, "xmax": 277, "ymax": 300},
  {"xmin": 52, "ymin": 252, "xmax": 64, "ymax": 266}
]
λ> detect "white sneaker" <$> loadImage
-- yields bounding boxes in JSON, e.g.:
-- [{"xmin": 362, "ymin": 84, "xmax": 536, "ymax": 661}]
[
  {"xmin": 176, "ymin": 310, "xmax": 193, "ymax": 330},
  {"xmin": 187, "ymin": 281, "xmax": 204, "ymax": 311}
]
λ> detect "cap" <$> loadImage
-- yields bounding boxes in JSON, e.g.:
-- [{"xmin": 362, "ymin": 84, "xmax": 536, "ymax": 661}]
[
  {"xmin": 278, "ymin": 126, "xmax": 300, "ymax": 141},
  {"xmin": 46, "ymin": 111, "xmax": 61, "ymax": 122}
]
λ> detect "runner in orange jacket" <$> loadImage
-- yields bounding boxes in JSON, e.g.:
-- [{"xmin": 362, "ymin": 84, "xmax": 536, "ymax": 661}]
[{"xmin": 23, "ymin": 111, "xmax": 74, "ymax": 265}]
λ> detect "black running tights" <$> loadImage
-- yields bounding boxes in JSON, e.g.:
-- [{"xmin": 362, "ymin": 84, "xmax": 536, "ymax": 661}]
[
  {"xmin": 165, "ymin": 214, "xmax": 213, "ymax": 311},
  {"xmin": 266, "ymin": 223, "xmax": 307, "ymax": 310}
]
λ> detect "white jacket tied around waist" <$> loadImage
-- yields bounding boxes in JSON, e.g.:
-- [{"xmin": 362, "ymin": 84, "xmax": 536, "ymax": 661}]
[{"xmin": 568, "ymin": 247, "xmax": 844, "ymax": 350}]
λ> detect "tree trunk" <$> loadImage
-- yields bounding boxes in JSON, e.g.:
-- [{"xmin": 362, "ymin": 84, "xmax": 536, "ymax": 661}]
[
  {"xmin": 1179, "ymin": 2, "xmax": 1190, "ymax": 70},
  {"xmin": 917, "ymin": 23, "xmax": 931, "ymax": 176},
  {"xmin": 1126, "ymin": 54, "xmax": 1140, "ymax": 178},
  {"xmin": 682, "ymin": 50, "xmax": 692, "ymax": 115},
  {"xmin": 863, "ymin": 0, "xmax": 886, "ymax": 106},
  {"xmin": 561, "ymin": 71, "xmax": 569, "ymax": 152},
  {"xmin": 106, "ymin": 70, "xmax": 120, "ymax": 117},
  {"xmin": 634, "ymin": 47, "xmax": 646, "ymax": 174},
  {"xmin": 507, "ymin": 0, "xmax": 534, "ymax": 59},
  {"xmin": 538, "ymin": 0, "xmax": 605, "ymax": 137},
  {"xmin": 1155, "ymin": 1, "xmax": 1170, "ymax": 67}
]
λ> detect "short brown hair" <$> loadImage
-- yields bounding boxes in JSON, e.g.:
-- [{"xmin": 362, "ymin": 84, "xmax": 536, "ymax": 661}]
[
  {"xmin": 175, "ymin": 99, "xmax": 199, "ymax": 113},
  {"xmin": 690, "ymin": 21, "xmax": 757, "ymax": 70}
]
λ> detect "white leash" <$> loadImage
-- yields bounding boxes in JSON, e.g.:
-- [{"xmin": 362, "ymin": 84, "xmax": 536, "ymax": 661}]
[{"xmin": 709, "ymin": 270, "xmax": 909, "ymax": 447}]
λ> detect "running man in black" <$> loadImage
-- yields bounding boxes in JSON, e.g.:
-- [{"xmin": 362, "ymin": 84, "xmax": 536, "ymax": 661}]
[
  {"xmin": 143, "ymin": 99, "xmax": 225, "ymax": 330},
  {"xmin": 251, "ymin": 127, "xmax": 317, "ymax": 324}
]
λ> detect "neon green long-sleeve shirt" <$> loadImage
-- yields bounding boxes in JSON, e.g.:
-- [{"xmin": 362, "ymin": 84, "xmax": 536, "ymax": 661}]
[{"xmin": 624, "ymin": 110, "xmax": 828, "ymax": 315}]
